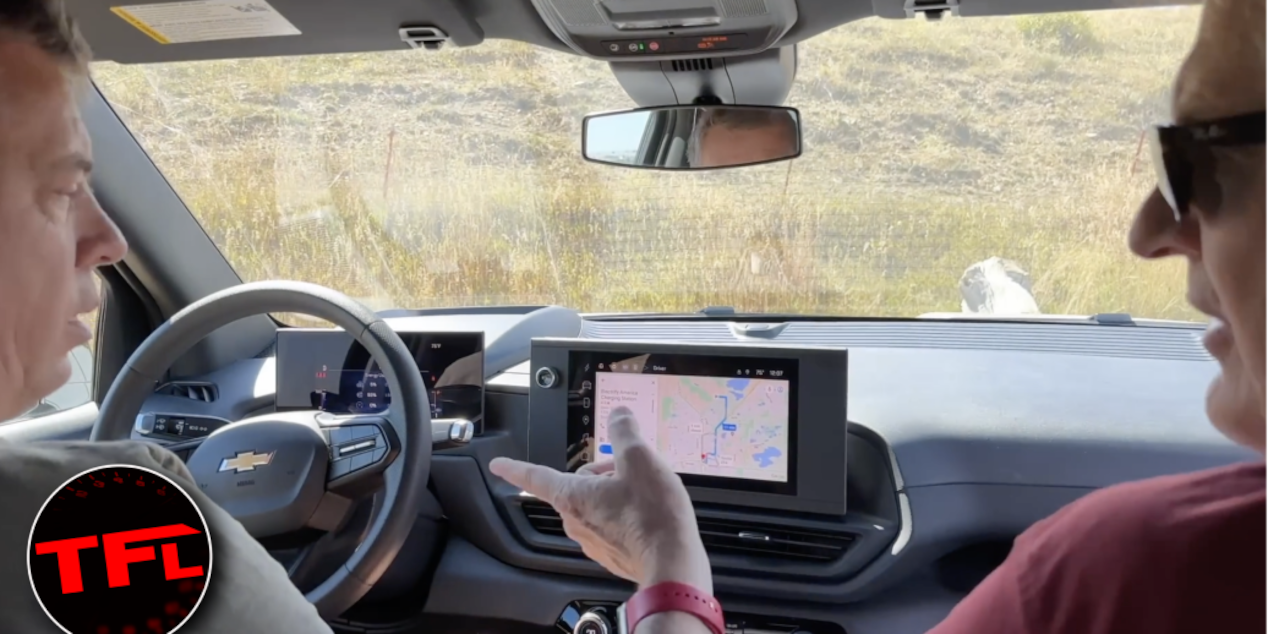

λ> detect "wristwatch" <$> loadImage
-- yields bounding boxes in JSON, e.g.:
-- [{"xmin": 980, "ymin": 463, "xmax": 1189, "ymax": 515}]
[{"xmin": 615, "ymin": 581, "xmax": 725, "ymax": 634}]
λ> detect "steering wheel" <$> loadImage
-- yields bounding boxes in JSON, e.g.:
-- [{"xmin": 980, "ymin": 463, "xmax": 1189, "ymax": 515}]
[{"xmin": 92, "ymin": 281, "xmax": 431, "ymax": 618}]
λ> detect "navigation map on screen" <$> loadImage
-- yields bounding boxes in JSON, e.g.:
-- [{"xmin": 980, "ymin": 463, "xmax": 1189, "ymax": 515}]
[{"xmin": 593, "ymin": 371, "xmax": 791, "ymax": 482}]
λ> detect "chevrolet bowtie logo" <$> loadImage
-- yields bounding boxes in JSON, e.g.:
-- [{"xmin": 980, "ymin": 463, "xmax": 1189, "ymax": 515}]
[{"xmin": 218, "ymin": 451, "xmax": 275, "ymax": 473}]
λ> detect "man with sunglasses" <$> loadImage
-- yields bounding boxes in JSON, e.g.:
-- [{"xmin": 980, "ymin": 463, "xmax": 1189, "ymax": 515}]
[
  {"xmin": 929, "ymin": 7, "xmax": 1266, "ymax": 630},
  {"xmin": 490, "ymin": 1, "xmax": 1265, "ymax": 632}
]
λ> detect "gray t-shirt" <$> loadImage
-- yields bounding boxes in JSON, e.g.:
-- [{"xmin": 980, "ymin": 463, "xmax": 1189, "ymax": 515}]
[{"xmin": 0, "ymin": 440, "xmax": 334, "ymax": 633}]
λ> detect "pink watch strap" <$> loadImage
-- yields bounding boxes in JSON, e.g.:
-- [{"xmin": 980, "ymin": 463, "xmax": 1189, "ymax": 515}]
[{"xmin": 624, "ymin": 581, "xmax": 725, "ymax": 634}]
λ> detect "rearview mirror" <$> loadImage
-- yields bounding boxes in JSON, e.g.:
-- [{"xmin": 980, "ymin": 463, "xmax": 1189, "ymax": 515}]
[{"xmin": 582, "ymin": 105, "xmax": 802, "ymax": 171}]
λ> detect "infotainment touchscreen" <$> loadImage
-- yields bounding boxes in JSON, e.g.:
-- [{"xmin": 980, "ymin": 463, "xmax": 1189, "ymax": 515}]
[
  {"xmin": 529, "ymin": 339, "xmax": 848, "ymax": 515},
  {"xmin": 275, "ymin": 329, "xmax": 484, "ymax": 425},
  {"xmin": 568, "ymin": 351, "xmax": 798, "ymax": 495}
]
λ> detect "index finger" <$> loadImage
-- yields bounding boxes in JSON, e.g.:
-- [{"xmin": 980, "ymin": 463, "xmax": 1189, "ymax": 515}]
[
  {"xmin": 489, "ymin": 457, "xmax": 574, "ymax": 510},
  {"xmin": 606, "ymin": 407, "xmax": 657, "ymax": 472}
]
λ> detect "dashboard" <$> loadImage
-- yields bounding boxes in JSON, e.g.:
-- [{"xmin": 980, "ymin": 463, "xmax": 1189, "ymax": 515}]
[
  {"xmin": 121, "ymin": 306, "xmax": 1257, "ymax": 634},
  {"xmin": 274, "ymin": 329, "xmax": 484, "ymax": 424}
]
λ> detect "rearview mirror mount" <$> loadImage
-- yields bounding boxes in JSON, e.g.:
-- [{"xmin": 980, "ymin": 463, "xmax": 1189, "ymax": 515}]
[{"xmin": 581, "ymin": 105, "xmax": 802, "ymax": 171}]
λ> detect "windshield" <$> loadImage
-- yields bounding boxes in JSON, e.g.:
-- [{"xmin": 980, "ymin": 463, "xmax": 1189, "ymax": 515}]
[{"xmin": 93, "ymin": 8, "xmax": 1201, "ymax": 320}]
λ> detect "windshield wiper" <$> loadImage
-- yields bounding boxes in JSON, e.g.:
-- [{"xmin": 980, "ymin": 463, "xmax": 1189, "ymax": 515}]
[{"xmin": 1091, "ymin": 313, "xmax": 1134, "ymax": 325}]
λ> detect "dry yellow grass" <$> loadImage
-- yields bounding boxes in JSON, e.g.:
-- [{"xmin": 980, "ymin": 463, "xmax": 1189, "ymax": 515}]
[{"xmin": 91, "ymin": 8, "xmax": 1203, "ymax": 320}]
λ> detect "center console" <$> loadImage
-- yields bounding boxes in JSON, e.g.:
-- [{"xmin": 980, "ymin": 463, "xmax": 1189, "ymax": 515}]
[
  {"xmin": 503, "ymin": 337, "xmax": 896, "ymax": 620},
  {"xmin": 557, "ymin": 601, "xmax": 846, "ymax": 634},
  {"xmin": 528, "ymin": 338, "xmax": 849, "ymax": 515}
]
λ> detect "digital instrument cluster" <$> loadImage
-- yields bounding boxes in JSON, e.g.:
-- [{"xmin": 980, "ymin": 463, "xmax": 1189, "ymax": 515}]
[
  {"xmin": 528, "ymin": 338, "xmax": 850, "ymax": 515},
  {"xmin": 275, "ymin": 330, "xmax": 485, "ymax": 426}
]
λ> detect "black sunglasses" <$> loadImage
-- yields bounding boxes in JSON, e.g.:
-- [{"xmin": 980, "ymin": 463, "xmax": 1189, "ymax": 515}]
[{"xmin": 1149, "ymin": 111, "xmax": 1265, "ymax": 221}]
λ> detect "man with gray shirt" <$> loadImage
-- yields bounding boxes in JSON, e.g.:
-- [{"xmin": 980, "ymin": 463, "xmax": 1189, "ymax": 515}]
[{"xmin": 0, "ymin": 2, "xmax": 332, "ymax": 631}]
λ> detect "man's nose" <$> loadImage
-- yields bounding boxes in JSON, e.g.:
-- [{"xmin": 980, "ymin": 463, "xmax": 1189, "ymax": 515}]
[
  {"xmin": 76, "ymin": 194, "xmax": 128, "ymax": 268},
  {"xmin": 1128, "ymin": 189, "xmax": 1200, "ymax": 260}
]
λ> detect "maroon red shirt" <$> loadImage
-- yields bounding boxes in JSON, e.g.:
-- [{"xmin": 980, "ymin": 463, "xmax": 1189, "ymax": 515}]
[{"xmin": 929, "ymin": 462, "xmax": 1265, "ymax": 634}]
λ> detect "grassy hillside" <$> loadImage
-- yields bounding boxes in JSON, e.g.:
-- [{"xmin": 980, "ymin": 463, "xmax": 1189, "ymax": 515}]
[{"xmin": 91, "ymin": 7, "xmax": 1204, "ymax": 320}]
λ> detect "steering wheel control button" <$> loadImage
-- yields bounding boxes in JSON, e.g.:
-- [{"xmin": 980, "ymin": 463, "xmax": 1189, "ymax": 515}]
[
  {"xmin": 135, "ymin": 413, "xmax": 228, "ymax": 440},
  {"xmin": 27, "ymin": 465, "xmax": 213, "ymax": 634},
  {"xmin": 329, "ymin": 427, "xmax": 355, "ymax": 445},
  {"xmin": 325, "ymin": 421, "xmax": 394, "ymax": 480},
  {"xmin": 154, "ymin": 416, "xmax": 176, "ymax": 435},
  {"xmin": 338, "ymin": 439, "xmax": 376, "ymax": 456},
  {"xmin": 177, "ymin": 417, "xmax": 222, "ymax": 438},
  {"xmin": 349, "ymin": 452, "xmax": 375, "ymax": 472},
  {"xmin": 534, "ymin": 366, "xmax": 559, "ymax": 389},
  {"xmin": 330, "ymin": 458, "xmax": 353, "ymax": 479}
]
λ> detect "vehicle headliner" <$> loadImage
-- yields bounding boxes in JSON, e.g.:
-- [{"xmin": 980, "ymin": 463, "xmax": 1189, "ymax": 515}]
[{"xmin": 67, "ymin": 0, "xmax": 1194, "ymax": 65}]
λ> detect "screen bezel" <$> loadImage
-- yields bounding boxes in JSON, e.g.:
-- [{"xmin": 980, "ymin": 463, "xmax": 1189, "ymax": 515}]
[
  {"xmin": 274, "ymin": 329, "xmax": 485, "ymax": 425},
  {"xmin": 528, "ymin": 338, "xmax": 849, "ymax": 516},
  {"xmin": 566, "ymin": 350, "xmax": 799, "ymax": 496}
]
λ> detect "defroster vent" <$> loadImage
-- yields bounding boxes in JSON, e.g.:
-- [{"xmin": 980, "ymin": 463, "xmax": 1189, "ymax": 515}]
[{"xmin": 521, "ymin": 500, "xmax": 855, "ymax": 564}]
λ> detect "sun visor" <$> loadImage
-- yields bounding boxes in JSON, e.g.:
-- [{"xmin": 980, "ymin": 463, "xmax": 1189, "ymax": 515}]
[
  {"xmin": 530, "ymin": 0, "xmax": 798, "ymax": 61},
  {"xmin": 870, "ymin": 0, "xmax": 1199, "ymax": 20},
  {"xmin": 67, "ymin": 0, "xmax": 486, "ymax": 64}
]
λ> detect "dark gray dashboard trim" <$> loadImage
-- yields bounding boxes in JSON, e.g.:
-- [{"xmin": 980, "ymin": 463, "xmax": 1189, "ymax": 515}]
[
  {"xmin": 432, "ymin": 455, "xmax": 886, "ymax": 600},
  {"xmin": 430, "ymin": 448, "xmax": 1153, "ymax": 607},
  {"xmin": 425, "ymin": 536, "xmax": 965, "ymax": 634}
]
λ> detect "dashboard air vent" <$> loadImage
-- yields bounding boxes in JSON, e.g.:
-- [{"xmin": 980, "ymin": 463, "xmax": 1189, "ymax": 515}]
[
  {"xmin": 696, "ymin": 517, "xmax": 855, "ymax": 563},
  {"xmin": 521, "ymin": 499, "xmax": 566, "ymax": 537},
  {"xmin": 155, "ymin": 382, "xmax": 219, "ymax": 403},
  {"xmin": 521, "ymin": 501, "xmax": 854, "ymax": 563}
]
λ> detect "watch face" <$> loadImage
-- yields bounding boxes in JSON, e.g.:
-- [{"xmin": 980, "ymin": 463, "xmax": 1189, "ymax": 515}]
[{"xmin": 27, "ymin": 464, "xmax": 213, "ymax": 634}]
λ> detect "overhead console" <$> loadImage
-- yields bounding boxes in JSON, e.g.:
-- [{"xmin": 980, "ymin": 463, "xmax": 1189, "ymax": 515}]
[
  {"xmin": 529, "ymin": 0, "xmax": 798, "ymax": 61},
  {"xmin": 528, "ymin": 338, "xmax": 849, "ymax": 515}
]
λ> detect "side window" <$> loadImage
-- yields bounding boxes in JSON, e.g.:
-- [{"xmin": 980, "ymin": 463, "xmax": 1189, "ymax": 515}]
[{"xmin": 11, "ymin": 279, "xmax": 102, "ymax": 422}]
